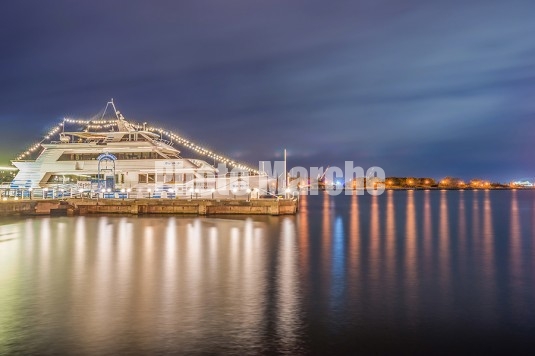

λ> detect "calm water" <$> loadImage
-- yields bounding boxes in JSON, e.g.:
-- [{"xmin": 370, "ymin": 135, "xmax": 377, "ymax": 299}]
[{"xmin": 1, "ymin": 190, "xmax": 535, "ymax": 354}]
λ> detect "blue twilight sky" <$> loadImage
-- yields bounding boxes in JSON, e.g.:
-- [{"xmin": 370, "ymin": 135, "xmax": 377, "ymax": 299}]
[{"xmin": 1, "ymin": 0, "xmax": 535, "ymax": 181}]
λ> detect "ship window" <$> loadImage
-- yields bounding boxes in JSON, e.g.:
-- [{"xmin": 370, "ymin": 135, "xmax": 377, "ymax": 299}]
[
  {"xmin": 156, "ymin": 173, "xmax": 173, "ymax": 183},
  {"xmin": 138, "ymin": 174, "xmax": 147, "ymax": 183},
  {"xmin": 58, "ymin": 151, "xmax": 167, "ymax": 161},
  {"xmin": 58, "ymin": 153, "xmax": 73, "ymax": 161},
  {"xmin": 148, "ymin": 174, "xmax": 155, "ymax": 183},
  {"xmin": 157, "ymin": 174, "xmax": 173, "ymax": 183},
  {"xmin": 46, "ymin": 174, "xmax": 80, "ymax": 183}
]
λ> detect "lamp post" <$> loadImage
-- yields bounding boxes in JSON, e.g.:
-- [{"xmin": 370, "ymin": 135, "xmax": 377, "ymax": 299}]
[
  {"xmin": 126, "ymin": 188, "xmax": 131, "ymax": 199},
  {"xmin": 147, "ymin": 188, "xmax": 151, "ymax": 199},
  {"xmin": 121, "ymin": 188, "xmax": 125, "ymax": 200},
  {"xmin": 169, "ymin": 188, "xmax": 174, "ymax": 199},
  {"xmin": 29, "ymin": 187, "xmax": 33, "ymax": 200},
  {"xmin": 43, "ymin": 187, "xmax": 48, "ymax": 199},
  {"xmin": 246, "ymin": 188, "xmax": 251, "ymax": 202},
  {"xmin": 211, "ymin": 188, "xmax": 215, "ymax": 199}
]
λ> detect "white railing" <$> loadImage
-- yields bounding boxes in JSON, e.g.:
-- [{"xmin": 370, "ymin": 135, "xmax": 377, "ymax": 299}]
[{"xmin": 0, "ymin": 182, "xmax": 271, "ymax": 201}]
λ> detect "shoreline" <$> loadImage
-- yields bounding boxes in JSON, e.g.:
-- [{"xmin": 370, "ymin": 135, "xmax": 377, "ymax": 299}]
[
  {"xmin": 383, "ymin": 187, "xmax": 528, "ymax": 191},
  {"xmin": 323, "ymin": 186, "xmax": 531, "ymax": 192}
]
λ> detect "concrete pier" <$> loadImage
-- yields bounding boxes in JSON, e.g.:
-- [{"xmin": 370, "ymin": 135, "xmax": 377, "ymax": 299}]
[{"xmin": 0, "ymin": 198, "xmax": 298, "ymax": 216}]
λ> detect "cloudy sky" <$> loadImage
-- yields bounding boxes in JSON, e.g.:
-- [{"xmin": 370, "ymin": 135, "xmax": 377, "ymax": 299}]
[{"xmin": 1, "ymin": 0, "xmax": 535, "ymax": 181}]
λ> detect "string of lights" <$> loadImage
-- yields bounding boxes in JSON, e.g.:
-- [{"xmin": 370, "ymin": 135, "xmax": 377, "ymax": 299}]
[
  {"xmin": 147, "ymin": 126, "xmax": 259, "ymax": 174},
  {"xmin": 15, "ymin": 124, "xmax": 63, "ymax": 160},
  {"xmin": 14, "ymin": 118, "xmax": 259, "ymax": 174}
]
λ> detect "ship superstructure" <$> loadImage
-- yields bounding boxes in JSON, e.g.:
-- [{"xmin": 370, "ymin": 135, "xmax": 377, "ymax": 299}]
[{"xmin": 10, "ymin": 101, "xmax": 264, "ymax": 197}]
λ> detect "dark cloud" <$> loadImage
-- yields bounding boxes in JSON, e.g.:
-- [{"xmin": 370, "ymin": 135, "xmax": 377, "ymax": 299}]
[{"xmin": 1, "ymin": 0, "xmax": 535, "ymax": 181}]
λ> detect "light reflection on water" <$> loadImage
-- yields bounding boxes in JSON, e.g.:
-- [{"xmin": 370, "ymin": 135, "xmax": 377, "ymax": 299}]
[{"xmin": 1, "ymin": 191, "xmax": 535, "ymax": 354}]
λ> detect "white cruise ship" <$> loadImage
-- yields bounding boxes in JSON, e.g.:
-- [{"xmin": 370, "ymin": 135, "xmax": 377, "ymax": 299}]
[{"xmin": 10, "ymin": 101, "xmax": 266, "ymax": 198}]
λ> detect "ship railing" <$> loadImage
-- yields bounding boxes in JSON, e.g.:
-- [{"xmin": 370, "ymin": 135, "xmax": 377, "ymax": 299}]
[{"xmin": 154, "ymin": 138, "xmax": 173, "ymax": 146}]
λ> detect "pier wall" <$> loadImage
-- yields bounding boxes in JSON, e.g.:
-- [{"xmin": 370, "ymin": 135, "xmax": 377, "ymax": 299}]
[
  {"xmin": 0, "ymin": 199, "xmax": 297, "ymax": 216},
  {"xmin": 0, "ymin": 200, "xmax": 63, "ymax": 216},
  {"xmin": 72, "ymin": 199, "xmax": 297, "ymax": 216},
  {"xmin": 0, "ymin": 201, "xmax": 36, "ymax": 216}
]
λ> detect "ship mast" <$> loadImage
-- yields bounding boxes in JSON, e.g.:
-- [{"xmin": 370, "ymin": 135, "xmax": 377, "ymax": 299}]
[{"xmin": 101, "ymin": 98, "xmax": 135, "ymax": 132}]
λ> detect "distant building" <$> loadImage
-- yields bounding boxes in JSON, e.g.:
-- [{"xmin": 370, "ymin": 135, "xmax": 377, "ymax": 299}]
[
  {"xmin": 512, "ymin": 180, "xmax": 533, "ymax": 187},
  {"xmin": 439, "ymin": 177, "xmax": 464, "ymax": 188},
  {"xmin": 0, "ymin": 167, "xmax": 17, "ymax": 183}
]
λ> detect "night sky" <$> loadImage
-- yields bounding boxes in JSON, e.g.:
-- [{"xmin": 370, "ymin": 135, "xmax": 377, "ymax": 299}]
[{"xmin": 1, "ymin": 1, "xmax": 535, "ymax": 181}]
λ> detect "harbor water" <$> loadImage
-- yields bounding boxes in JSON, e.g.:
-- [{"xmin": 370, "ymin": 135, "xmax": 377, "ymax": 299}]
[{"xmin": 1, "ymin": 190, "xmax": 535, "ymax": 354}]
